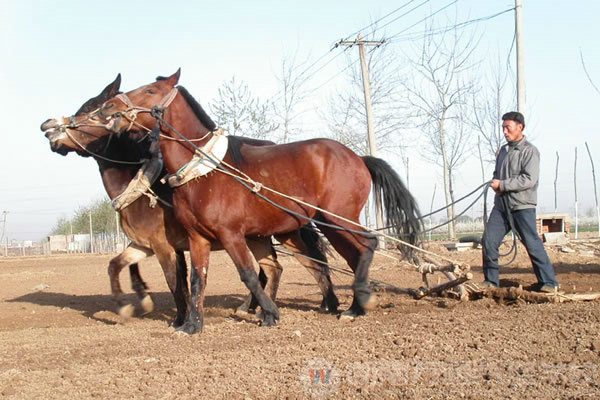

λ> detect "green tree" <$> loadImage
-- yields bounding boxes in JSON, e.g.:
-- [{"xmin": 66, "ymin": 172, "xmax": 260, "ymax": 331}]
[{"xmin": 50, "ymin": 197, "xmax": 117, "ymax": 235}]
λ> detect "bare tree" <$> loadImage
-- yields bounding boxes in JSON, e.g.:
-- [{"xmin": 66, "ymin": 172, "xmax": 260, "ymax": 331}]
[
  {"xmin": 210, "ymin": 76, "xmax": 278, "ymax": 139},
  {"xmin": 472, "ymin": 55, "xmax": 513, "ymax": 167},
  {"xmin": 272, "ymin": 49, "xmax": 311, "ymax": 144},
  {"xmin": 403, "ymin": 23, "xmax": 480, "ymax": 239},
  {"xmin": 580, "ymin": 49, "xmax": 600, "ymax": 98},
  {"xmin": 322, "ymin": 36, "xmax": 409, "ymax": 157}
]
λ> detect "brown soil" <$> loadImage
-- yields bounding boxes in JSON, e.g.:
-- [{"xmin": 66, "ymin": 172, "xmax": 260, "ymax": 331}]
[{"xmin": 1, "ymin": 236, "xmax": 599, "ymax": 399}]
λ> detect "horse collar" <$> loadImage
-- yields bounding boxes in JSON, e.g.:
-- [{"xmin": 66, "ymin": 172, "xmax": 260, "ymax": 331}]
[{"xmin": 165, "ymin": 129, "xmax": 229, "ymax": 188}]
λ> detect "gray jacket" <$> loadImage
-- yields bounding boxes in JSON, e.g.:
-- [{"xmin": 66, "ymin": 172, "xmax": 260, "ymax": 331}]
[{"xmin": 493, "ymin": 137, "xmax": 539, "ymax": 211}]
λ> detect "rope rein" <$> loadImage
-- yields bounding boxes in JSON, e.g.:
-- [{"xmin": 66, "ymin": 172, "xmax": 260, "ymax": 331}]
[
  {"xmin": 75, "ymin": 88, "xmax": 515, "ymax": 269},
  {"xmin": 145, "ymin": 102, "xmax": 467, "ymax": 266}
]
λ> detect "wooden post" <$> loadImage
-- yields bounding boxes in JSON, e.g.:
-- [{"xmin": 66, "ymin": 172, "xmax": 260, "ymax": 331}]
[
  {"xmin": 0, "ymin": 211, "xmax": 7, "ymax": 255},
  {"xmin": 585, "ymin": 142, "xmax": 599, "ymax": 236},
  {"xmin": 515, "ymin": 0, "xmax": 525, "ymax": 112},
  {"xmin": 574, "ymin": 147, "xmax": 578, "ymax": 239},
  {"xmin": 428, "ymin": 184, "xmax": 436, "ymax": 241},
  {"xmin": 89, "ymin": 211, "xmax": 94, "ymax": 253},
  {"xmin": 338, "ymin": 35, "xmax": 385, "ymax": 248},
  {"xmin": 554, "ymin": 151, "xmax": 559, "ymax": 212}
]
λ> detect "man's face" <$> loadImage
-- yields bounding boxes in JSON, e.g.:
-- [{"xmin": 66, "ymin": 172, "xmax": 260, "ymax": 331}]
[{"xmin": 502, "ymin": 120, "xmax": 524, "ymax": 142}]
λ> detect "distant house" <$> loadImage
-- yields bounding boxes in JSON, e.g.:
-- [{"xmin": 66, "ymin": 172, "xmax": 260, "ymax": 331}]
[
  {"xmin": 47, "ymin": 235, "xmax": 68, "ymax": 253},
  {"xmin": 46, "ymin": 234, "xmax": 91, "ymax": 253}
]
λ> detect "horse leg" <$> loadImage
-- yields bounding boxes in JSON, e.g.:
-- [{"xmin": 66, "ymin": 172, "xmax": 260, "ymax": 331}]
[
  {"xmin": 153, "ymin": 246, "xmax": 190, "ymax": 328},
  {"xmin": 237, "ymin": 238, "xmax": 282, "ymax": 315},
  {"xmin": 128, "ymin": 263, "xmax": 153, "ymax": 315},
  {"xmin": 220, "ymin": 234, "xmax": 280, "ymax": 326},
  {"xmin": 108, "ymin": 243, "xmax": 153, "ymax": 318},
  {"xmin": 318, "ymin": 223, "xmax": 378, "ymax": 318},
  {"xmin": 275, "ymin": 229, "xmax": 339, "ymax": 313},
  {"xmin": 177, "ymin": 234, "xmax": 211, "ymax": 335}
]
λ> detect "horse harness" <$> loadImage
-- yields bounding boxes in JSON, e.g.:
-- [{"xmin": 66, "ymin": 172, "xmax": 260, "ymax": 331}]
[{"xmin": 109, "ymin": 88, "xmax": 229, "ymax": 209}]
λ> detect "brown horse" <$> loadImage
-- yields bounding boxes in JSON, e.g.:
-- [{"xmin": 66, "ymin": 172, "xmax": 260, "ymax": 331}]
[
  {"xmin": 43, "ymin": 70, "xmax": 421, "ymax": 334},
  {"xmin": 42, "ymin": 75, "xmax": 338, "ymax": 327}
]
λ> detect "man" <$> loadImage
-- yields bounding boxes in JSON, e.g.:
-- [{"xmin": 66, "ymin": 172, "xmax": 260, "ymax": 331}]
[{"xmin": 482, "ymin": 111, "xmax": 560, "ymax": 293}]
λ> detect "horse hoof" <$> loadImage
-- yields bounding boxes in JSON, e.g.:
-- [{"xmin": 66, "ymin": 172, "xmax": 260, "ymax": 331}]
[
  {"xmin": 176, "ymin": 321, "xmax": 202, "ymax": 335},
  {"xmin": 254, "ymin": 309, "xmax": 264, "ymax": 321},
  {"xmin": 260, "ymin": 314, "xmax": 277, "ymax": 327},
  {"xmin": 339, "ymin": 306, "xmax": 366, "ymax": 321},
  {"xmin": 320, "ymin": 297, "xmax": 340, "ymax": 314},
  {"xmin": 236, "ymin": 298, "xmax": 255, "ymax": 315},
  {"xmin": 171, "ymin": 318, "xmax": 185, "ymax": 329},
  {"xmin": 118, "ymin": 304, "xmax": 135, "ymax": 319},
  {"xmin": 140, "ymin": 295, "xmax": 154, "ymax": 315}
]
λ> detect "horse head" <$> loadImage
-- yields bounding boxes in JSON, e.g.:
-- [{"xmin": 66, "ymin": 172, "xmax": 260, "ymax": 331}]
[{"xmin": 42, "ymin": 73, "xmax": 122, "ymax": 156}]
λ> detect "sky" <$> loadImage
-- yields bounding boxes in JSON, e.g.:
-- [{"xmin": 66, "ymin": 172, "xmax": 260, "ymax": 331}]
[{"xmin": 0, "ymin": 0, "xmax": 599, "ymax": 242}]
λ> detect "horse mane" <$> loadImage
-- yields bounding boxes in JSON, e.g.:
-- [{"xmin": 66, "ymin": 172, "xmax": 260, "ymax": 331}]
[
  {"xmin": 227, "ymin": 136, "xmax": 277, "ymax": 168},
  {"xmin": 227, "ymin": 136, "xmax": 247, "ymax": 167},
  {"xmin": 154, "ymin": 78, "xmax": 278, "ymax": 169},
  {"xmin": 171, "ymin": 85, "xmax": 217, "ymax": 131}
]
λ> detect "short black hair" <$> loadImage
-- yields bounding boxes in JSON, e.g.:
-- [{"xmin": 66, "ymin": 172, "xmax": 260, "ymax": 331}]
[{"xmin": 502, "ymin": 111, "xmax": 525, "ymax": 128}]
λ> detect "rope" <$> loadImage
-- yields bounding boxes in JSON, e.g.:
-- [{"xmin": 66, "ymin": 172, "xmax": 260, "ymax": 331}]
[
  {"xmin": 88, "ymin": 90, "xmax": 476, "ymax": 268},
  {"xmin": 154, "ymin": 113, "xmax": 464, "ymax": 266},
  {"xmin": 482, "ymin": 183, "xmax": 519, "ymax": 267},
  {"xmin": 274, "ymin": 246, "xmax": 413, "ymax": 293}
]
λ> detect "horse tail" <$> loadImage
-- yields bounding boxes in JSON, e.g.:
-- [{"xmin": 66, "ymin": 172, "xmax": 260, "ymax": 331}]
[
  {"xmin": 299, "ymin": 223, "xmax": 332, "ymax": 264},
  {"xmin": 362, "ymin": 156, "xmax": 422, "ymax": 256}
]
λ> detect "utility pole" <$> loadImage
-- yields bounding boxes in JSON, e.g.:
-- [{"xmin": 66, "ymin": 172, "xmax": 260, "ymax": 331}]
[
  {"xmin": 337, "ymin": 34, "xmax": 386, "ymax": 247},
  {"xmin": 515, "ymin": 0, "xmax": 525, "ymax": 112},
  {"xmin": 1, "ymin": 211, "xmax": 7, "ymax": 257},
  {"xmin": 89, "ymin": 211, "xmax": 94, "ymax": 253}
]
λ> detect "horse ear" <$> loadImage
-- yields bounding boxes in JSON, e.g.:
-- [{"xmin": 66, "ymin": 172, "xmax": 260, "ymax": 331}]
[
  {"xmin": 165, "ymin": 68, "xmax": 181, "ymax": 86},
  {"xmin": 74, "ymin": 73, "xmax": 122, "ymax": 116},
  {"xmin": 101, "ymin": 73, "xmax": 121, "ymax": 98}
]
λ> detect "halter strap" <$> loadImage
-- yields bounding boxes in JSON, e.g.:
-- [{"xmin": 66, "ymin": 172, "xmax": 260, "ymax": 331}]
[
  {"xmin": 115, "ymin": 87, "xmax": 179, "ymax": 112},
  {"xmin": 158, "ymin": 88, "xmax": 179, "ymax": 108},
  {"xmin": 116, "ymin": 93, "xmax": 135, "ymax": 108}
]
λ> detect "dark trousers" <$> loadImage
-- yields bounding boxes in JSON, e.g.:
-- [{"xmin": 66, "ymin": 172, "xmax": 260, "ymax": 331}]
[{"xmin": 482, "ymin": 206, "xmax": 559, "ymax": 287}]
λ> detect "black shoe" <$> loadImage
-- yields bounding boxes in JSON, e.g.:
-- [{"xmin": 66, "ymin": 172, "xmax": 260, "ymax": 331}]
[{"xmin": 523, "ymin": 283, "xmax": 542, "ymax": 292}]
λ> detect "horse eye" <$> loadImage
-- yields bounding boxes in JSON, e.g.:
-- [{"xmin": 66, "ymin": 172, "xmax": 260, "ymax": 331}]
[{"xmin": 146, "ymin": 89, "xmax": 156, "ymax": 94}]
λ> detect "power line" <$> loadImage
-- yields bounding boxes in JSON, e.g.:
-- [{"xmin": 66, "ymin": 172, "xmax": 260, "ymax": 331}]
[
  {"xmin": 385, "ymin": 0, "xmax": 459, "ymax": 42},
  {"xmin": 270, "ymin": 0, "xmax": 432, "ymax": 105},
  {"xmin": 362, "ymin": 0, "xmax": 433, "ymax": 38},
  {"xmin": 387, "ymin": 7, "xmax": 515, "ymax": 42},
  {"xmin": 268, "ymin": 47, "xmax": 345, "ymax": 106},
  {"xmin": 342, "ymin": 0, "xmax": 424, "ymax": 40},
  {"xmin": 271, "ymin": 2, "xmax": 514, "ymax": 117},
  {"xmin": 309, "ymin": 0, "xmax": 458, "ymax": 96}
]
